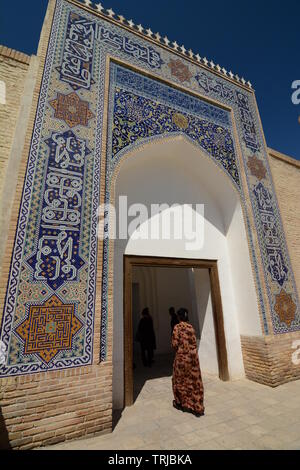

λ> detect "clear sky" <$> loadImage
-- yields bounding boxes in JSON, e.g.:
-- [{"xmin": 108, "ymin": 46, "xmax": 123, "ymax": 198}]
[{"xmin": 0, "ymin": 0, "xmax": 299, "ymax": 160}]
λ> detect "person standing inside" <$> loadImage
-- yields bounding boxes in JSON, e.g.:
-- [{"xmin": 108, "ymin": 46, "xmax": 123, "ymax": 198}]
[
  {"xmin": 169, "ymin": 306, "xmax": 179, "ymax": 334},
  {"xmin": 171, "ymin": 308, "xmax": 205, "ymax": 417},
  {"xmin": 136, "ymin": 307, "xmax": 156, "ymax": 367}
]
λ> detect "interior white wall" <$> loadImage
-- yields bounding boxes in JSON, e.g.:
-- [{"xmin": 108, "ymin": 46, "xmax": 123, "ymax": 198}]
[
  {"xmin": 112, "ymin": 136, "xmax": 261, "ymax": 409},
  {"xmin": 193, "ymin": 268, "xmax": 219, "ymax": 375},
  {"xmin": 226, "ymin": 203, "xmax": 262, "ymax": 335}
]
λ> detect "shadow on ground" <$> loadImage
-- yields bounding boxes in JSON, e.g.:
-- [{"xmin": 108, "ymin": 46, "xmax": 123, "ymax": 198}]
[
  {"xmin": 133, "ymin": 353, "xmax": 174, "ymax": 401},
  {"xmin": 112, "ymin": 353, "xmax": 174, "ymax": 430}
]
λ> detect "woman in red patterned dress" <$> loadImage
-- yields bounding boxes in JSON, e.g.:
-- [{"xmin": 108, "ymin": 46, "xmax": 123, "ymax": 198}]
[{"xmin": 172, "ymin": 308, "xmax": 205, "ymax": 417}]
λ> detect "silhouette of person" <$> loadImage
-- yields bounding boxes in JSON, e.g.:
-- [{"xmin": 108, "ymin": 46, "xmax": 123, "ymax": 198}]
[
  {"xmin": 169, "ymin": 306, "xmax": 179, "ymax": 334},
  {"xmin": 136, "ymin": 307, "xmax": 156, "ymax": 367}
]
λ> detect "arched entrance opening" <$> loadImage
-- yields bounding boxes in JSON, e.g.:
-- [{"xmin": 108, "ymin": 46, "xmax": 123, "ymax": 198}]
[{"xmin": 110, "ymin": 135, "xmax": 262, "ymax": 410}]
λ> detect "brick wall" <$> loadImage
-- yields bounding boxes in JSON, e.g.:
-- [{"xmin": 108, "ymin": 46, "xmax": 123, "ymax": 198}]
[
  {"xmin": 241, "ymin": 332, "xmax": 300, "ymax": 387},
  {"xmin": 0, "ymin": 46, "xmax": 31, "ymax": 198},
  {"xmin": 0, "ymin": 363, "xmax": 112, "ymax": 450}
]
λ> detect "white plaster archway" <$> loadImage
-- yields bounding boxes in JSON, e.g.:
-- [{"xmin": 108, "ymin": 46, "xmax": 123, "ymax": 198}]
[{"xmin": 111, "ymin": 135, "xmax": 262, "ymax": 409}]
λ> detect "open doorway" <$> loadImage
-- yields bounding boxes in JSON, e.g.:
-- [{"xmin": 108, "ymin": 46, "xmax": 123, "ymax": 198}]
[{"xmin": 124, "ymin": 255, "xmax": 229, "ymax": 406}]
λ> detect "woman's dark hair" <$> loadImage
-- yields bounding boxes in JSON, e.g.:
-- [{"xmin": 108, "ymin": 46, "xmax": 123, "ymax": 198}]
[
  {"xmin": 177, "ymin": 308, "xmax": 189, "ymax": 322},
  {"xmin": 142, "ymin": 307, "xmax": 150, "ymax": 317}
]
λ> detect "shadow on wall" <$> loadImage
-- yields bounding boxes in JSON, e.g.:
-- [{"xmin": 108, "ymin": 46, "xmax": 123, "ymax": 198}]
[{"xmin": 0, "ymin": 408, "xmax": 11, "ymax": 450}]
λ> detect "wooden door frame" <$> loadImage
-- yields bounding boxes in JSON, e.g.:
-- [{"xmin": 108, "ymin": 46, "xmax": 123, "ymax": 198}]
[{"xmin": 123, "ymin": 255, "xmax": 229, "ymax": 407}]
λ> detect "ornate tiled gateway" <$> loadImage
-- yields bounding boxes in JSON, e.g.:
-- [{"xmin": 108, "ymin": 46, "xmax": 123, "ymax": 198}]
[{"xmin": 0, "ymin": 0, "xmax": 299, "ymax": 376}]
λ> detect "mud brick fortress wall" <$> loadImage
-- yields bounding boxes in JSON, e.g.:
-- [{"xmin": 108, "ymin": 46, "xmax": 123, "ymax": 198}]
[
  {"xmin": 0, "ymin": 46, "xmax": 39, "ymax": 269},
  {"xmin": 0, "ymin": 46, "xmax": 31, "ymax": 195}
]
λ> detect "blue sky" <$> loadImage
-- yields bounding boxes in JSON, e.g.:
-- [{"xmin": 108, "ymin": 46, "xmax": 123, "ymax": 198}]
[{"xmin": 0, "ymin": 0, "xmax": 299, "ymax": 160}]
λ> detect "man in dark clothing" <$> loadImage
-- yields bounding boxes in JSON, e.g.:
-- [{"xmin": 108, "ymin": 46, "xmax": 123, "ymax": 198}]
[
  {"xmin": 136, "ymin": 308, "xmax": 156, "ymax": 367},
  {"xmin": 169, "ymin": 306, "xmax": 179, "ymax": 334}
]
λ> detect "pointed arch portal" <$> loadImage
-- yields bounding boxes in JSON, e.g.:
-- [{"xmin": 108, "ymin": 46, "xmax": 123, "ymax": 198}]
[{"xmin": 110, "ymin": 135, "xmax": 262, "ymax": 408}]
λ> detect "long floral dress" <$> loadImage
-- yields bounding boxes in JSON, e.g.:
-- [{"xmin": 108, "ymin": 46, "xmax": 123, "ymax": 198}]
[{"xmin": 172, "ymin": 321, "xmax": 205, "ymax": 415}]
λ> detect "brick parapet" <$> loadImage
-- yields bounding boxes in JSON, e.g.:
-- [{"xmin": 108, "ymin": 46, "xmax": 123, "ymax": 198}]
[{"xmin": 0, "ymin": 46, "xmax": 31, "ymax": 65}]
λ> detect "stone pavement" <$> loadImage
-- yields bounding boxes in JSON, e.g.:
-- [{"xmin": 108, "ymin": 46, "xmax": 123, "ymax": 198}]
[{"xmin": 40, "ymin": 355, "xmax": 300, "ymax": 451}]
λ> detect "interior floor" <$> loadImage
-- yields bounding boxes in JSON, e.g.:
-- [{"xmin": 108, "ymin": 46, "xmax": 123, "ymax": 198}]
[{"xmin": 133, "ymin": 352, "xmax": 174, "ymax": 402}]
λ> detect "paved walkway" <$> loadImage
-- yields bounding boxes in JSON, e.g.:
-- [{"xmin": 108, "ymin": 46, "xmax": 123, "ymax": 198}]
[{"xmin": 41, "ymin": 355, "xmax": 300, "ymax": 450}]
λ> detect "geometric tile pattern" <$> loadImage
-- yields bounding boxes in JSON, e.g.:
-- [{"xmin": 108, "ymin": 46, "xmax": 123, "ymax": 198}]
[
  {"xmin": 247, "ymin": 155, "xmax": 267, "ymax": 181},
  {"xmin": 274, "ymin": 289, "xmax": 297, "ymax": 328},
  {"xmin": 0, "ymin": 0, "xmax": 299, "ymax": 377},
  {"xmin": 168, "ymin": 58, "xmax": 193, "ymax": 83},
  {"xmin": 15, "ymin": 295, "xmax": 83, "ymax": 364},
  {"xmin": 50, "ymin": 92, "xmax": 94, "ymax": 128}
]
